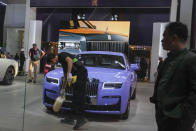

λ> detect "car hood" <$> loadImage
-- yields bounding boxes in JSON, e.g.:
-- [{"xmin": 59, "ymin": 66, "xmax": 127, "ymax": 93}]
[{"xmin": 47, "ymin": 67, "xmax": 129, "ymax": 83}]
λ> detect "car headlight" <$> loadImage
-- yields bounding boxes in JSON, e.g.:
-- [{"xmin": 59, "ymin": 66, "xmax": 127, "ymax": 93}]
[
  {"xmin": 46, "ymin": 77, "xmax": 59, "ymax": 84},
  {"xmin": 58, "ymin": 41, "xmax": 80, "ymax": 50},
  {"xmin": 103, "ymin": 82, "xmax": 122, "ymax": 89}
]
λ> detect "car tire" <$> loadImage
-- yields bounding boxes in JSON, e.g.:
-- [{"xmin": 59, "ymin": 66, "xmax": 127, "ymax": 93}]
[
  {"xmin": 131, "ymin": 88, "xmax": 136, "ymax": 100},
  {"xmin": 121, "ymin": 101, "xmax": 130, "ymax": 120},
  {"xmin": 3, "ymin": 67, "xmax": 15, "ymax": 85}
]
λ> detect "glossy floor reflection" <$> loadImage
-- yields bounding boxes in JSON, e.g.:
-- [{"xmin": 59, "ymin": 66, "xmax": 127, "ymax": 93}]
[{"xmin": 0, "ymin": 75, "xmax": 157, "ymax": 131}]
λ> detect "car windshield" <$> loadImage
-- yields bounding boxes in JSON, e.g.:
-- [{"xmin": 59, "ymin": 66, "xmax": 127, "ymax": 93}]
[{"xmin": 78, "ymin": 54, "xmax": 126, "ymax": 70}]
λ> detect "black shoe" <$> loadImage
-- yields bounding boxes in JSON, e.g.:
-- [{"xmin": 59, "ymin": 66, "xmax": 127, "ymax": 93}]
[
  {"xmin": 27, "ymin": 80, "xmax": 32, "ymax": 83},
  {"xmin": 33, "ymin": 80, "xmax": 36, "ymax": 83},
  {"xmin": 60, "ymin": 118, "xmax": 74, "ymax": 125},
  {"xmin": 73, "ymin": 118, "xmax": 88, "ymax": 130}
]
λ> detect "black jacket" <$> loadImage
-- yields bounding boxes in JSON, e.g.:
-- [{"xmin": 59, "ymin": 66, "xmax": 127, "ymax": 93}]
[{"xmin": 150, "ymin": 49, "xmax": 196, "ymax": 120}]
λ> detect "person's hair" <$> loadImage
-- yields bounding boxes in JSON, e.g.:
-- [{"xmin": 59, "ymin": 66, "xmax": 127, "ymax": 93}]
[
  {"xmin": 47, "ymin": 53, "xmax": 56, "ymax": 63},
  {"xmin": 33, "ymin": 43, "xmax": 37, "ymax": 46},
  {"xmin": 166, "ymin": 22, "xmax": 188, "ymax": 42}
]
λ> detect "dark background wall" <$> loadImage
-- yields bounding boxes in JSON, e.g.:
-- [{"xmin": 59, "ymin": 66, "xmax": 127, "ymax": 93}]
[
  {"xmin": 0, "ymin": 4, "xmax": 6, "ymax": 46},
  {"xmin": 35, "ymin": 0, "xmax": 171, "ymax": 45},
  {"xmin": 37, "ymin": 8, "xmax": 170, "ymax": 45},
  {"xmin": 116, "ymin": 8, "xmax": 170, "ymax": 45},
  {"xmin": 37, "ymin": 8, "xmax": 73, "ymax": 42},
  {"xmin": 31, "ymin": 0, "xmax": 171, "ymax": 7}
]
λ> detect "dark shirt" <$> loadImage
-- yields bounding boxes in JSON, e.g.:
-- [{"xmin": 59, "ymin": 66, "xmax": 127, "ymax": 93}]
[
  {"xmin": 157, "ymin": 61, "xmax": 163, "ymax": 71},
  {"xmin": 20, "ymin": 53, "xmax": 25, "ymax": 62},
  {"xmin": 29, "ymin": 48, "xmax": 41, "ymax": 61},
  {"xmin": 157, "ymin": 49, "xmax": 187, "ymax": 87},
  {"xmin": 14, "ymin": 54, "xmax": 19, "ymax": 61},
  {"xmin": 150, "ymin": 48, "xmax": 196, "ymax": 119},
  {"xmin": 140, "ymin": 59, "xmax": 148, "ymax": 69},
  {"xmin": 58, "ymin": 52, "xmax": 84, "ymax": 75}
]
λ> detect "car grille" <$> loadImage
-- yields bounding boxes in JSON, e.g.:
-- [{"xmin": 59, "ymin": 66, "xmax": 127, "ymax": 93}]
[
  {"xmin": 65, "ymin": 78, "xmax": 99, "ymax": 97},
  {"xmin": 86, "ymin": 41, "xmax": 128, "ymax": 53}
]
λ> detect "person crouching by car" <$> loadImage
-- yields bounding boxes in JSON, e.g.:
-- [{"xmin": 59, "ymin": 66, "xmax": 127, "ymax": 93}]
[
  {"xmin": 28, "ymin": 43, "xmax": 45, "ymax": 83},
  {"xmin": 47, "ymin": 52, "xmax": 88, "ymax": 130}
]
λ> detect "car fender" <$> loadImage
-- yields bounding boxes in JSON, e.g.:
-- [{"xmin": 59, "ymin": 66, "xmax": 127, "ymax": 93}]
[
  {"xmin": 120, "ymin": 72, "xmax": 132, "ymax": 114},
  {"xmin": 0, "ymin": 59, "xmax": 18, "ymax": 81}
]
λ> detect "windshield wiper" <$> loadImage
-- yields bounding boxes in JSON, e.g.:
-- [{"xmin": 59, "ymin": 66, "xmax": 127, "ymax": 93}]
[{"xmin": 115, "ymin": 60, "xmax": 125, "ymax": 69}]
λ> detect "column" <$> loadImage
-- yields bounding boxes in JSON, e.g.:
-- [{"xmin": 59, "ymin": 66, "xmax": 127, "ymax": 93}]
[
  {"xmin": 24, "ymin": 0, "xmax": 36, "ymax": 72},
  {"xmin": 150, "ymin": 23, "xmax": 168, "ymax": 82},
  {"xmin": 170, "ymin": 0, "xmax": 178, "ymax": 22},
  {"xmin": 179, "ymin": 0, "xmax": 193, "ymax": 49}
]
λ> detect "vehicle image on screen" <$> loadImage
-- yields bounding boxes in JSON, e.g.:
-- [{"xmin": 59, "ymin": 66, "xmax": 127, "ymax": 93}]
[
  {"xmin": 43, "ymin": 51, "xmax": 138, "ymax": 119},
  {"xmin": 0, "ymin": 54, "xmax": 18, "ymax": 85},
  {"xmin": 58, "ymin": 20, "xmax": 129, "ymax": 54}
]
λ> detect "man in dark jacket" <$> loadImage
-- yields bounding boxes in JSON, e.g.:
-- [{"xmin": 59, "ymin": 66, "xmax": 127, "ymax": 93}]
[
  {"xmin": 47, "ymin": 52, "xmax": 88, "ymax": 130},
  {"xmin": 19, "ymin": 48, "xmax": 25, "ymax": 75},
  {"xmin": 150, "ymin": 22, "xmax": 196, "ymax": 131}
]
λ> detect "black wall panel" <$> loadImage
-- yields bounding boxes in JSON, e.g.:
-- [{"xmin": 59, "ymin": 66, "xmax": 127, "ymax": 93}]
[{"xmin": 31, "ymin": 0, "xmax": 171, "ymax": 7}]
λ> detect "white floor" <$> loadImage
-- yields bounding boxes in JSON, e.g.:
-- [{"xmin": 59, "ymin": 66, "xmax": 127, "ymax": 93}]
[{"xmin": 0, "ymin": 75, "xmax": 157, "ymax": 131}]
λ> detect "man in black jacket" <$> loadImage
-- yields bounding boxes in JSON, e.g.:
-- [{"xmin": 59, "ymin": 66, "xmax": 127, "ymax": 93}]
[
  {"xmin": 47, "ymin": 52, "xmax": 88, "ymax": 130},
  {"xmin": 150, "ymin": 22, "xmax": 196, "ymax": 131}
]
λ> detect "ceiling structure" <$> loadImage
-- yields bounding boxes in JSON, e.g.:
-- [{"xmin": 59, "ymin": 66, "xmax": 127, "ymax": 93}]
[{"xmin": 6, "ymin": 0, "xmax": 25, "ymax": 4}]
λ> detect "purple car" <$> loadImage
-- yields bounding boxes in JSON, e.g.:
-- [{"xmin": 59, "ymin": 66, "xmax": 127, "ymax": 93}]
[{"xmin": 43, "ymin": 51, "xmax": 138, "ymax": 119}]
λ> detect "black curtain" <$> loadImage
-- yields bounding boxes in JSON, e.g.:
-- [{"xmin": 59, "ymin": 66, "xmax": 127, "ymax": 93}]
[{"xmin": 0, "ymin": 4, "xmax": 6, "ymax": 46}]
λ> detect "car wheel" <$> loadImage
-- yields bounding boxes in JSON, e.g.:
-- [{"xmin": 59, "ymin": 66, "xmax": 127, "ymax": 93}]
[
  {"xmin": 131, "ymin": 88, "xmax": 136, "ymax": 100},
  {"xmin": 121, "ymin": 101, "xmax": 130, "ymax": 120},
  {"xmin": 3, "ymin": 67, "xmax": 15, "ymax": 85}
]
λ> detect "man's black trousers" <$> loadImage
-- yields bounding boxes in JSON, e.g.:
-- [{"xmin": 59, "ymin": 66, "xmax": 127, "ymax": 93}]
[
  {"xmin": 155, "ymin": 105, "xmax": 195, "ymax": 131},
  {"xmin": 71, "ymin": 68, "xmax": 88, "ymax": 119},
  {"xmin": 19, "ymin": 61, "xmax": 24, "ymax": 71}
]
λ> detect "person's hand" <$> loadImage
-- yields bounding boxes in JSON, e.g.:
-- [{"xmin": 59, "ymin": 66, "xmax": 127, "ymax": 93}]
[
  {"xmin": 42, "ymin": 50, "xmax": 46, "ymax": 56},
  {"xmin": 67, "ymin": 73, "xmax": 72, "ymax": 82}
]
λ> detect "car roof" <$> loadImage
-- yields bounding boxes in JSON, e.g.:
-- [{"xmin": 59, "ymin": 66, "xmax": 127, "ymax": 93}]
[{"xmin": 78, "ymin": 51, "xmax": 125, "ymax": 57}]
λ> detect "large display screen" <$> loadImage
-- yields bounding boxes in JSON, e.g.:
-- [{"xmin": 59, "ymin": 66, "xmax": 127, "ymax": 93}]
[{"xmin": 58, "ymin": 20, "xmax": 130, "ymax": 54}]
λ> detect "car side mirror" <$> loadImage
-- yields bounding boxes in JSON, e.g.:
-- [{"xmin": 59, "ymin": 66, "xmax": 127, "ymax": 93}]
[{"xmin": 130, "ymin": 64, "xmax": 139, "ymax": 71}]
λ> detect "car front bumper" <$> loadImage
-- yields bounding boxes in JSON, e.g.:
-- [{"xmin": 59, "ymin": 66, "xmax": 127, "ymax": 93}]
[{"xmin": 43, "ymin": 76, "xmax": 129, "ymax": 115}]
